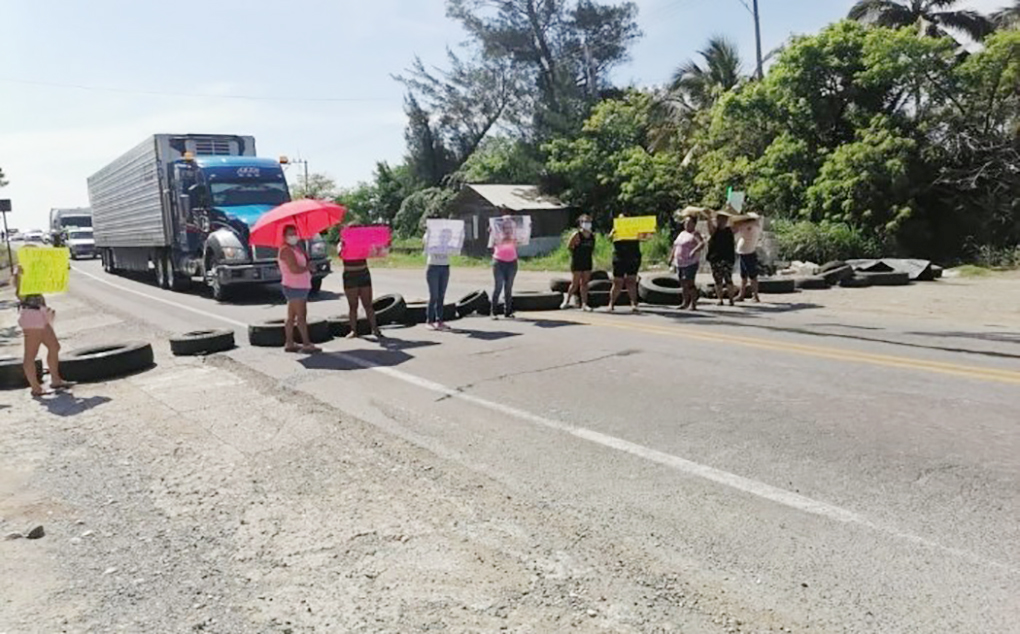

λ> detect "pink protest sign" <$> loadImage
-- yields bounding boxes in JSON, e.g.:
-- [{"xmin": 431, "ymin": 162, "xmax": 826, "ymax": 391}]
[{"xmin": 340, "ymin": 226, "xmax": 392, "ymax": 260}]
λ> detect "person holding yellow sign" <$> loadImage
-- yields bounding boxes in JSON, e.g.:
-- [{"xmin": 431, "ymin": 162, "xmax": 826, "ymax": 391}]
[
  {"xmin": 609, "ymin": 213, "xmax": 653, "ymax": 313},
  {"xmin": 12, "ymin": 245, "xmax": 73, "ymax": 397}
]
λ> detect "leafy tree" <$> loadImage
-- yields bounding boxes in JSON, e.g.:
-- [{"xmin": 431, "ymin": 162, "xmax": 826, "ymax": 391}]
[
  {"xmin": 403, "ymin": 94, "xmax": 455, "ymax": 187},
  {"xmin": 670, "ymin": 36, "xmax": 743, "ymax": 111},
  {"xmin": 848, "ymin": 0, "xmax": 992, "ymax": 41},
  {"xmin": 372, "ymin": 162, "xmax": 416, "ymax": 225},
  {"xmin": 446, "ymin": 0, "xmax": 641, "ymax": 137},
  {"xmin": 394, "ymin": 187, "xmax": 457, "ymax": 238},
  {"xmin": 994, "ymin": 1, "xmax": 1020, "ymax": 29},
  {"xmin": 453, "ymin": 136, "xmax": 545, "ymax": 184},
  {"xmin": 290, "ymin": 172, "xmax": 338, "ymax": 200}
]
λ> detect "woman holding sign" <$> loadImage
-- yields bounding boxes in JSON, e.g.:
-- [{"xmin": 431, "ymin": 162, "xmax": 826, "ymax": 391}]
[
  {"xmin": 608, "ymin": 213, "xmax": 642, "ymax": 313},
  {"xmin": 490, "ymin": 215, "xmax": 519, "ymax": 319},
  {"xmin": 424, "ymin": 220, "xmax": 461, "ymax": 330},
  {"xmin": 563, "ymin": 214, "xmax": 595, "ymax": 311},
  {"xmin": 13, "ymin": 245, "xmax": 73, "ymax": 397},
  {"xmin": 339, "ymin": 229, "xmax": 383, "ymax": 339}
]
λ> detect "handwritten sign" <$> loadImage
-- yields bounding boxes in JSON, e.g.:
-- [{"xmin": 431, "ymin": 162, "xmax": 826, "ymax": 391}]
[
  {"xmin": 340, "ymin": 226, "xmax": 391, "ymax": 260},
  {"xmin": 425, "ymin": 219, "xmax": 465, "ymax": 256},
  {"xmin": 613, "ymin": 216, "xmax": 657, "ymax": 241},
  {"xmin": 16, "ymin": 247, "xmax": 70, "ymax": 294},
  {"xmin": 488, "ymin": 216, "xmax": 531, "ymax": 247}
]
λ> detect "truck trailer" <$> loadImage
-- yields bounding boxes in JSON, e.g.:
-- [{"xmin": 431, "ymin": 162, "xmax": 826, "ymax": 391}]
[{"xmin": 88, "ymin": 134, "xmax": 330, "ymax": 300}]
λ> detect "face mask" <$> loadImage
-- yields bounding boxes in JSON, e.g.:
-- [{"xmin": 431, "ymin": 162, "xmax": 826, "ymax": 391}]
[
  {"xmin": 581, "ymin": 222, "xmax": 592, "ymax": 231},
  {"xmin": 285, "ymin": 235, "xmax": 299, "ymax": 246}
]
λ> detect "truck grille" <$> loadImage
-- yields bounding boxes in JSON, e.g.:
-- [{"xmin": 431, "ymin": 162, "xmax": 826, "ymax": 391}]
[
  {"xmin": 193, "ymin": 138, "xmax": 234, "ymax": 156},
  {"xmin": 253, "ymin": 246, "xmax": 278, "ymax": 262}
]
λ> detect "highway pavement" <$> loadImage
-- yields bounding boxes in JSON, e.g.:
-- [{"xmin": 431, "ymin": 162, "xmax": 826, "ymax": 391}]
[{"xmin": 68, "ymin": 259, "xmax": 1020, "ymax": 633}]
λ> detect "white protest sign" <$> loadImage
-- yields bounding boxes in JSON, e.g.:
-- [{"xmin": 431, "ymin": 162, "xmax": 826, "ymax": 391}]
[
  {"xmin": 425, "ymin": 219, "xmax": 465, "ymax": 256},
  {"xmin": 727, "ymin": 190, "xmax": 746, "ymax": 213},
  {"xmin": 488, "ymin": 215, "xmax": 531, "ymax": 247}
]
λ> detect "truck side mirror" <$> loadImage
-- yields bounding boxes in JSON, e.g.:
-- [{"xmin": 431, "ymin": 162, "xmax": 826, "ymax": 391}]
[{"xmin": 188, "ymin": 184, "xmax": 211, "ymax": 209}]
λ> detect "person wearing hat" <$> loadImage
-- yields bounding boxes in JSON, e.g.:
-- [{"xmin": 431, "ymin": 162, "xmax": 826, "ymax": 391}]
[
  {"xmin": 670, "ymin": 212, "xmax": 706, "ymax": 310},
  {"xmin": 734, "ymin": 212, "xmax": 763, "ymax": 302},
  {"xmin": 706, "ymin": 208, "xmax": 736, "ymax": 306},
  {"xmin": 562, "ymin": 214, "xmax": 596, "ymax": 310}
]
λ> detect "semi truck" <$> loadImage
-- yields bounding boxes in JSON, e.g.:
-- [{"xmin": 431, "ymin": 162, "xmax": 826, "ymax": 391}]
[
  {"xmin": 50, "ymin": 207, "xmax": 93, "ymax": 233},
  {"xmin": 88, "ymin": 134, "xmax": 330, "ymax": 300}
]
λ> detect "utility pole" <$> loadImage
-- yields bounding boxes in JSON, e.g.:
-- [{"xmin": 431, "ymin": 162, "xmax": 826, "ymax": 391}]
[
  {"xmin": 279, "ymin": 156, "xmax": 311, "ymax": 197},
  {"xmin": 753, "ymin": 0, "xmax": 764, "ymax": 80}
]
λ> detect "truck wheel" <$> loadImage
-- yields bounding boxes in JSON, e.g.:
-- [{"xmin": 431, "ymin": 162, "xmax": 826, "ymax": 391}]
[
  {"xmin": 403, "ymin": 301, "xmax": 429, "ymax": 325},
  {"xmin": 310, "ymin": 277, "xmax": 323, "ymax": 296},
  {"xmin": 211, "ymin": 276, "xmax": 230, "ymax": 302},
  {"xmin": 512, "ymin": 291, "xmax": 564, "ymax": 312},
  {"xmin": 456, "ymin": 290, "xmax": 489, "ymax": 317},
  {"xmin": 60, "ymin": 342, "xmax": 155, "ymax": 383},
  {"xmin": 372, "ymin": 294, "xmax": 407, "ymax": 325},
  {"xmin": 0, "ymin": 357, "xmax": 43, "ymax": 390},
  {"xmin": 638, "ymin": 274, "xmax": 683, "ymax": 305},
  {"xmin": 248, "ymin": 319, "xmax": 331, "ymax": 347},
  {"xmin": 154, "ymin": 256, "xmax": 169, "ymax": 290},
  {"xmin": 170, "ymin": 329, "xmax": 235, "ymax": 356}
]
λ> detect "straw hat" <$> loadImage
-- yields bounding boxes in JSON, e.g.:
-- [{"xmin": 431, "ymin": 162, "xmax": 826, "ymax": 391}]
[{"xmin": 675, "ymin": 206, "xmax": 709, "ymax": 220}]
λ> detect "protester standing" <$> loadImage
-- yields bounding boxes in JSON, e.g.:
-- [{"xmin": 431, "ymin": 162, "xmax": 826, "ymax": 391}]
[
  {"xmin": 608, "ymin": 214, "xmax": 641, "ymax": 313},
  {"xmin": 735, "ymin": 213, "xmax": 763, "ymax": 303},
  {"xmin": 425, "ymin": 226, "xmax": 453, "ymax": 330},
  {"xmin": 340, "ymin": 238, "xmax": 382, "ymax": 339},
  {"xmin": 671, "ymin": 214, "xmax": 705, "ymax": 310},
  {"xmin": 13, "ymin": 245, "xmax": 73, "ymax": 397},
  {"xmin": 277, "ymin": 225, "xmax": 319, "ymax": 353},
  {"xmin": 563, "ymin": 214, "xmax": 595, "ymax": 311},
  {"xmin": 707, "ymin": 210, "xmax": 736, "ymax": 306},
  {"xmin": 490, "ymin": 215, "xmax": 519, "ymax": 319}
]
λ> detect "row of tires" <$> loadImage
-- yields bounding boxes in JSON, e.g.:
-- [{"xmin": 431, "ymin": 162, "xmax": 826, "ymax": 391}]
[{"xmin": 0, "ymin": 342, "xmax": 156, "ymax": 390}]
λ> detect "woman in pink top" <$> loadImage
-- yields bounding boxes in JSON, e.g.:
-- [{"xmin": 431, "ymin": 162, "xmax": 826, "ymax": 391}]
[
  {"xmin": 490, "ymin": 215, "xmax": 518, "ymax": 319},
  {"xmin": 278, "ymin": 225, "xmax": 319, "ymax": 353},
  {"xmin": 670, "ymin": 214, "xmax": 706, "ymax": 310}
]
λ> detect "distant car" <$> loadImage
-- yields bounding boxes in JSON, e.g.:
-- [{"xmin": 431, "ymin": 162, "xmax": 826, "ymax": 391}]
[
  {"xmin": 21, "ymin": 231, "xmax": 47, "ymax": 244},
  {"xmin": 66, "ymin": 227, "xmax": 97, "ymax": 259}
]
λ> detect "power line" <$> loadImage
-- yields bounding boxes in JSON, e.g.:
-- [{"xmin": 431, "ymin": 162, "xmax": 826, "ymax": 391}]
[{"xmin": 0, "ymin": 76, "xmax": 390, "ymax": 103}]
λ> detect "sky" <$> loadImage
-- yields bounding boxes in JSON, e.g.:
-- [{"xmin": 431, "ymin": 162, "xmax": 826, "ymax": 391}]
[{"xmin": 0, "ymin": 0, "xmax": 1007, "ymax": 230}]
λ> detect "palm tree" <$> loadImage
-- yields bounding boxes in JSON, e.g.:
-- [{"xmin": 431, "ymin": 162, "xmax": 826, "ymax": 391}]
[
  {"xmin": 993, "ymin": 0, "xmax": 1020, "ymax": 29},
  {"xmin": 669, "ymin": 36, "xmax": 743, "ymax": 112},
  {"xmin": 849, "ymin": 0, "xmax": 993, "ymax": 41}
]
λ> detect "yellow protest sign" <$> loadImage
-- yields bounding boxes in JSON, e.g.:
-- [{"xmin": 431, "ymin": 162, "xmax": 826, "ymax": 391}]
[
  {"xmin": 613, "ymin": 216, "xmax": 657, "ymax": 241},
  {"xmin": 16, "ymin": 247, "xmax": 70, "ymax": 295}
]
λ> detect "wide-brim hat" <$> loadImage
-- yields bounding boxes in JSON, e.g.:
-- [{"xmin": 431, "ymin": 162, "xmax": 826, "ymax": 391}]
[{"xmin": 675, "ymin": 206, "xmax": 709, "ymax": 220}]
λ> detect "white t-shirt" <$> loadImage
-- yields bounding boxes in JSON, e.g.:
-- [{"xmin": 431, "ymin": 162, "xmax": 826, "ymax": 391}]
[{"xmin": 736, "ymin": 221, "xmax": 762, "ymax": 255}]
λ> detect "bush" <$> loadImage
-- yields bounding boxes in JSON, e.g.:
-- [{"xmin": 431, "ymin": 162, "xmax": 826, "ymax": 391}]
[{"xmin": 772, "ymin": 219, "xmax": 883, "ymax": 263}]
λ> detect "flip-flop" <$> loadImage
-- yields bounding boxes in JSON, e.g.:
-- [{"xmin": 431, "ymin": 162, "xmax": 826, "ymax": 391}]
[
  {"xmin": 31, "ymin": 389, "xmax": 54, "ymax": 399},
  {"xmin": 284, "ymin": 346, "xmax": 302, "ymax": 353},
  {"xmin": 51, "ymin": 382, "xmax": 77, "ymax": 391},
  {"xmin": 301, "ymin": 345, "xmax": 322, "ymax": 353}
]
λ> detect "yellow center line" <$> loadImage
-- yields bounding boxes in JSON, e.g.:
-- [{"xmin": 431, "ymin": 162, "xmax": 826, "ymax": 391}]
[{"xmin": 553, "ymin": 313, "xmax": 1020, "ymax": 385}]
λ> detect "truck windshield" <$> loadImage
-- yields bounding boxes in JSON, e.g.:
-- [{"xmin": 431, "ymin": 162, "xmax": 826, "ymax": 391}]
[
  {"xmin": 210, "ymin": 181, "xmax": 289, "ymax": 207},
  {"xmin": 63, "ymin": 217, "xmax": 92, "ymax": 228}
]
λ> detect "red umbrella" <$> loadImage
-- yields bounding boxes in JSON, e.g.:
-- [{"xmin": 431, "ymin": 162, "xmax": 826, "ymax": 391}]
[{"xmin": 248, "ymin": 199, "xmax": 347, "ymax": 248}]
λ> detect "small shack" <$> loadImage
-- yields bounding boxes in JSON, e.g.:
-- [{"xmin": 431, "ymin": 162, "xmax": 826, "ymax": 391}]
[{"xmin": 448, "ymin": 184, "xmax": 573, "ymax": 257}]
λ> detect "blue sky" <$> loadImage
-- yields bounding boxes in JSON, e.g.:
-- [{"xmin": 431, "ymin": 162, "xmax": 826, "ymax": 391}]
[{"xmin": 0, "ymin": 0, "xmax": 1006, "ymax": 230}]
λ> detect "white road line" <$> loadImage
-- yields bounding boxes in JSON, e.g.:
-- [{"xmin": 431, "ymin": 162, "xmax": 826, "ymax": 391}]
[{"xmin": 71, "ymin": 265, "xmax": 1014, "ymax": 572}]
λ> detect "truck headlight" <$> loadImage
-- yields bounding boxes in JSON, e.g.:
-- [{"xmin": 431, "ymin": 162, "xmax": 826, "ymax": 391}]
[
  {"xmin": 309, "ymin": 239, "xmax": 327, "ymax": 258},
  {"xmin": 221, "ymin": 246, "xmax": 247, "ymax": 261}
]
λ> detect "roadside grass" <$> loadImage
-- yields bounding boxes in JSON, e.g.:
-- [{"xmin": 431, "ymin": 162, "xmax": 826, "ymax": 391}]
[{"xmin": 954, "ymin": 264, "xmax": 995, "ymax": 277}]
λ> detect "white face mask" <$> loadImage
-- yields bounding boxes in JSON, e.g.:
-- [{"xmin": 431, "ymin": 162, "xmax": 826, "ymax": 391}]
[
  {"xmin": 581, "ymin": 222, "xmax": 592, "ymax": 231},
  {"xmin": 285, "ymin": 235, "xmax": 299, "ymax": 246}
]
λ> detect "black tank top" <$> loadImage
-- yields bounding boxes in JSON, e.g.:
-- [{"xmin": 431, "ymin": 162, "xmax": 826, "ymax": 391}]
[{"xmin": 573, "ymin": 232, "xmax": 595, "ymax": 259}]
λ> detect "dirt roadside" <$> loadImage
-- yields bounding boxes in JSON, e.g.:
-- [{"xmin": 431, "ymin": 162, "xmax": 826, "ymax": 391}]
[{"xmin": 1, "ymin": 291, "xmax": 783, "ymax": 633}]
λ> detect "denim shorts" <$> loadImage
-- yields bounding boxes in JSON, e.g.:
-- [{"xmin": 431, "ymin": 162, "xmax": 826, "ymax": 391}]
[
  {"xmin": 679, "ymin": 263, "xmax": 699, "ymax": 281},
  {"xmin": 739, "ymin": 253, "xmax": 759, "ymax": 280},
  {"xmin": 282, "ymin": 286, "xmax": 310, "ymax": 301}
]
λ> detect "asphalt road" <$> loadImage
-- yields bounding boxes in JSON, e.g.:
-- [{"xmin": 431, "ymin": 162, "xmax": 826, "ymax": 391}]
[{"xmin": 68, "ymin": 259, "xmax": 1020, "ymax": 633}]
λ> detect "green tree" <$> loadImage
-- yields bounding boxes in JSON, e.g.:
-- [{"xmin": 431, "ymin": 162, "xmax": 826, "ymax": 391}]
[
  {"xmin": 446, "ymin": 0, "xmax": 641, "ymax": 137},
  {"xmin": 403, "ymin": 94, "xmax": 455, "ymax": 187},
  {"xmin": 994, "ymin": 1, "xmax": 1020, "ymax": 29},
  {"xmin": 848, "ymin": 0, "xmax": 992, "ymax": 40},
  {"xmin": 670, "ymin": 36, "xmax": 743, "ymax": 111},
  {"xmin": 394, "ymin": 187, "xmax": 456, "ymax": 238},
  {"xmin": 289, "ymin": 172, "xmax": 338, "ymax": 200},
  {"xmin": 453, "ymin": 136, "xmax": 545, "ymax": 184}
]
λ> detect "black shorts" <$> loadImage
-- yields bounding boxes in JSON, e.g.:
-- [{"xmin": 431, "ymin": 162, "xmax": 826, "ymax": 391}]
[
  {"xmin": 571, "ymin": 255, "xmax": 593, "ymax": 273},
  {"xmin": 612, "ymin": 258, "xmax": 640, "ymax": 278},
  {"xmin": 343, "ymin": 269, "xmax": 372, "ymax": 289},
  {"xmin": 739, "ymin": 253, "xmax": 759, "ymax": 279}
]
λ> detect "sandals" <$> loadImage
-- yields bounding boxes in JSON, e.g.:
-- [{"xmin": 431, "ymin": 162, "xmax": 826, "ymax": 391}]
[
  {"xmin": 51, "ymin": 381, "xmax": 77, "ymax": 391},
  {"xmin": 300, "ymin": 345, "xmax": 322, "ymax": 353}
]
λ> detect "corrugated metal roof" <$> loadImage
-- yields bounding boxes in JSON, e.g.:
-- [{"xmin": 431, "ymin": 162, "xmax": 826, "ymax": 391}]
[{"xmin": 466, "ymin": 184, "xmax": 568, "ymax": 211}]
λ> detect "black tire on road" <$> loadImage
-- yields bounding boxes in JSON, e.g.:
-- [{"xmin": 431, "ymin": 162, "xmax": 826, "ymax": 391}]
[
  {"xmin": 839, "ymin": 276, "xmax": 872, "ymax": 288},
  {"xmin": 456, "ymin": 290, "xmax": 490, "ymax": 317},
  {"xmin": 549, "ymin": 278, "xmax": 571, "ymax": 293},
  {"xmin": 795, "ymin": 276, "xmax": 830, "ymax": 290},
  {"xmin": 932, "ymin": 265, "xmax": 943, "ymax": 279},
  {"xmin": 512, "ymin": 291, "xmax": 564, "ymax": 312},
  {"xmin": 443, "ymin": 303, "xmax": 459, "ymax": 322},
  {"xmin": 586, "ymin": 290, "xmax": 612, "ymax": 308},
  {"xmin": 588, "ymin": 279, "xmax": 613, "ymax": 292},
  {"xmin": 757, "ymin": 277, "xmax": 797, "ymax": 294},
  {"xmin": 860, "ymin": 271, "xmax": 911, "ymax": 286},
  {"xmin": 819, "ymin": 260, "xmax": 848, "ymax": 273},
  {"xmin": 372, "ymin": 294, "xmax": 407, "ymax": 325},
  {"xmin": 60, "ymin": 342, "xmax": 155, "ymax": 383},
  {"xmin": 0, "ymin": 357, "xmax": 42, "ymax": 390},
  {"xmin": 310, "ymin": 277, "xmax": 323, "ymax": 295},
  {"xmin": 248, "ymin": 318, "xmax": 331, "ymax": 347},
  {"xmin": 638, "ymin": 274, "xmax": 683, "ymax": 305},
  {"xmin": 821, "ymin": 265, "xmax": 854, "ymax": 286},
  {"xmin": 403, "ymin": 301, "xmax": 429, "ymax": 325},
  {"xmin": 591, "ymin": 270, "xmax": 610, "ymax": 281},
  {"xmin": 169, "ymin": 329, "xmax": 236, "ymax": 357}
]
